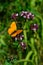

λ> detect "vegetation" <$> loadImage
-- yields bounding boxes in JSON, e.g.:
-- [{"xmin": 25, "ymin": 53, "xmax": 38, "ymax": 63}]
[{"xmin": 0, "ymin": 0, "xmax": 43, "ymax": 65}]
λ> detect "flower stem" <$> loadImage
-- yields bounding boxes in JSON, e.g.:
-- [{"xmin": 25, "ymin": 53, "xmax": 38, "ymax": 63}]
[
  {"xmin": 14, "ymin": 59, "xmax": 34, "ymax": 65},
  {"xmin": 23, "ymin": 21, "xmax": 28, "ymax": 45},
  {"xmin": 24, "ymin": 51, "xmax": 33, "ymax": 65},
  {"xmin": 23, "ymin": 30, "xmax": 27, "ymax": 43}
]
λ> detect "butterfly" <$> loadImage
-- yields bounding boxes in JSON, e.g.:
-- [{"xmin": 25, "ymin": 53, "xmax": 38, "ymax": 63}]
[{"xmin": 8, "ymin": 22, "xmax": 23, "ymax": 37}]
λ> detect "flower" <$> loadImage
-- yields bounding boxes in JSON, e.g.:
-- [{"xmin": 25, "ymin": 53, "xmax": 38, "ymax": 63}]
[
  {"xmin": 11, "ymin": 13, "xmax": 18, "ymax": 19},
  {"xmin": 11, "ymin": 11, "xmax": 34, "ymax": 20},
  {"xmin": 20, "ymin": 42, "xmax": 26, "ymax": 49},
  {"xmin": 30, "ymin": 24, "xmax": 38, "ymax": 31},
  {"xmin": 14, "ymin": 37, "xmax": 18, "ymax": 41},
  {"xmin": 14, "ymin": 34, "xmax": 24, "ymax": 41},
  {"xmin": 20, "ymin": 11, "xmax": 34, "ymax": 19},
  {"xmin": 20, "ymin": 11, "xmax": 27, "ymax": 18},
  {"xmin": 19, "ymin": 35, "xmax": 24, "ymax": 40},
  {"xmin": 20, "ymin": 11, "xmax": 27, "ymax": 16},
  {"xmin": 27, "ymin": 12, "xmax": 34, "ymax": 19}
]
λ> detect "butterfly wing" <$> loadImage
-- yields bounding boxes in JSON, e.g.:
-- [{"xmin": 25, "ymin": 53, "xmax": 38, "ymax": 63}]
[
  {"xmin": 8, "ymin": 22, "xmax": 17, "ymax": 35},
  {"xmin": 11, "ymin": 30, "xmax": 23, "ymax": 37}
]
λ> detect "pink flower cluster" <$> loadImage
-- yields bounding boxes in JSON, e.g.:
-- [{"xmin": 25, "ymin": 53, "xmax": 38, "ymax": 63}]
[
  {"xmin": 20, "ymin": 11, "xmax": 34, "ymax": 19},
  {"xmin": 14, "ymin": 35, "xmax": 26, "ymax": 50},
  {"xmin": 11, "ymin": 13, "xmax": 18, "ymax": 19},
  {"xmin": 30, "ymin": 24, "xmax": 38, "ymax": 31},
  {"xmin": 20, "ymin": 42, "xmax": 26, "ymax": 50},
  {"xmin": 11, "ymin": 11, "xmax": 34, "ymax": 20},
  {"xmin": 14, "ymin": 35, "xmax": 24, "ymax": 41}
]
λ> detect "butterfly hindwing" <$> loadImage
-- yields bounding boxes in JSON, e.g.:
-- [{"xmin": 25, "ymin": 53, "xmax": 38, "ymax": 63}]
[{"xmin": 11, "ymin": 30, "xmax": 23, "ymax": 37}]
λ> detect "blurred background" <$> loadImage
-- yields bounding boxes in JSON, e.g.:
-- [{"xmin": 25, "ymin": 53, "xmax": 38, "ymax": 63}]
[{"xmin": 0, "ymin": 0, "xmax": 43, "ymax": 65}]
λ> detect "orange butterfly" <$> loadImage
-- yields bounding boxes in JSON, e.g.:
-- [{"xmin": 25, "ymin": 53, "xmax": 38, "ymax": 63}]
[{"xmin": 8, "ymin": 22, "xmax": 23, "ymax": 37}]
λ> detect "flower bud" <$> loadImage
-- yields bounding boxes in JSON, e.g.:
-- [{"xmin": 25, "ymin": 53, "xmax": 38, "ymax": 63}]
[
  {"xmin": 19, "ymin": 35, "xmax": 24, "ymax": 40},
  {"xmin": 20, "ymin": 42, "xmax": 26, "ymax": 49},
  {"xmin": 15, "ymin": 37, "xmax": 18, "ymax": 41},
  {"xmin": 11, "ymin": 13, "xmax": 18, "ymax": 19},
  {"xmin": 30, "ymin": 24, "xmax": 38, "ymax": 31}
]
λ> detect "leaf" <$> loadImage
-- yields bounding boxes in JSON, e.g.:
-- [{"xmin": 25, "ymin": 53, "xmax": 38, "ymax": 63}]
[
  {"xmin": 0, "ymin": 35, "xmax": 6, "ymax": 46},
  {"xmin": 4, "ymin": 61, "xmax": 12, "ymax": 65}
]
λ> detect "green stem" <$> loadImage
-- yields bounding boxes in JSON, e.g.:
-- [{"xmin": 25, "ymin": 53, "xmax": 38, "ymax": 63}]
[
  {"xmin": 23, "ymin": 30, "xmax": 27, "ymax": 43},
  {"xmin": 14, "ymin": 59, "xmax": 34, "ymax": 65},
  {"xmin": 16, "ymin": 59, "xmax": 32, "ymax": 63},
  {"xmin": 23, "ymin": 22, "xmax": 28, "ymax": 44},
  {"xmin": 18, "ymin": 50, "xmax": 22, "ymax": 59},
  {"xmin": 41, "ymin": 18, "xmax": 43, "ymax": 44},
  {"xmin": 17, "ymin": 47, "xmax": 22, "ymax": 60},
  {"xmin": 24, "ymin": 51, "xmax": 33, "ymax": 65},
  {"xmin": 30, "ymin": 37, "xmax": 38, "ymax": 64},
  {"xmin": 30, "ymin": 37, "xmax": 37, "ymax": 54},
  {"xmin": 36, "ymin": 15, "xmax": 43, "ymax": 44}
]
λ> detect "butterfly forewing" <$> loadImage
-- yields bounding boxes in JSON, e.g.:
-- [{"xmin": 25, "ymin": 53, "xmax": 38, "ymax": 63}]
[{"xmin": 8, "ymin": 22, "xmax": 17, "ymax": 35}]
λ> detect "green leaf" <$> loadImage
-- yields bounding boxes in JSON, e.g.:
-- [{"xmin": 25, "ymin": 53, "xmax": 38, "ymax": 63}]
[{"xmin": 4, "ymin": 61, "xmax": 12, "ymax": 65}]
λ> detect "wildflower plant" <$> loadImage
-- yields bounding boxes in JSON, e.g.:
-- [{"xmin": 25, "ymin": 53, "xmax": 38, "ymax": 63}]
[{"xmin": 7, "ymin": 11, "xmax": 41, "ymax": 65}]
